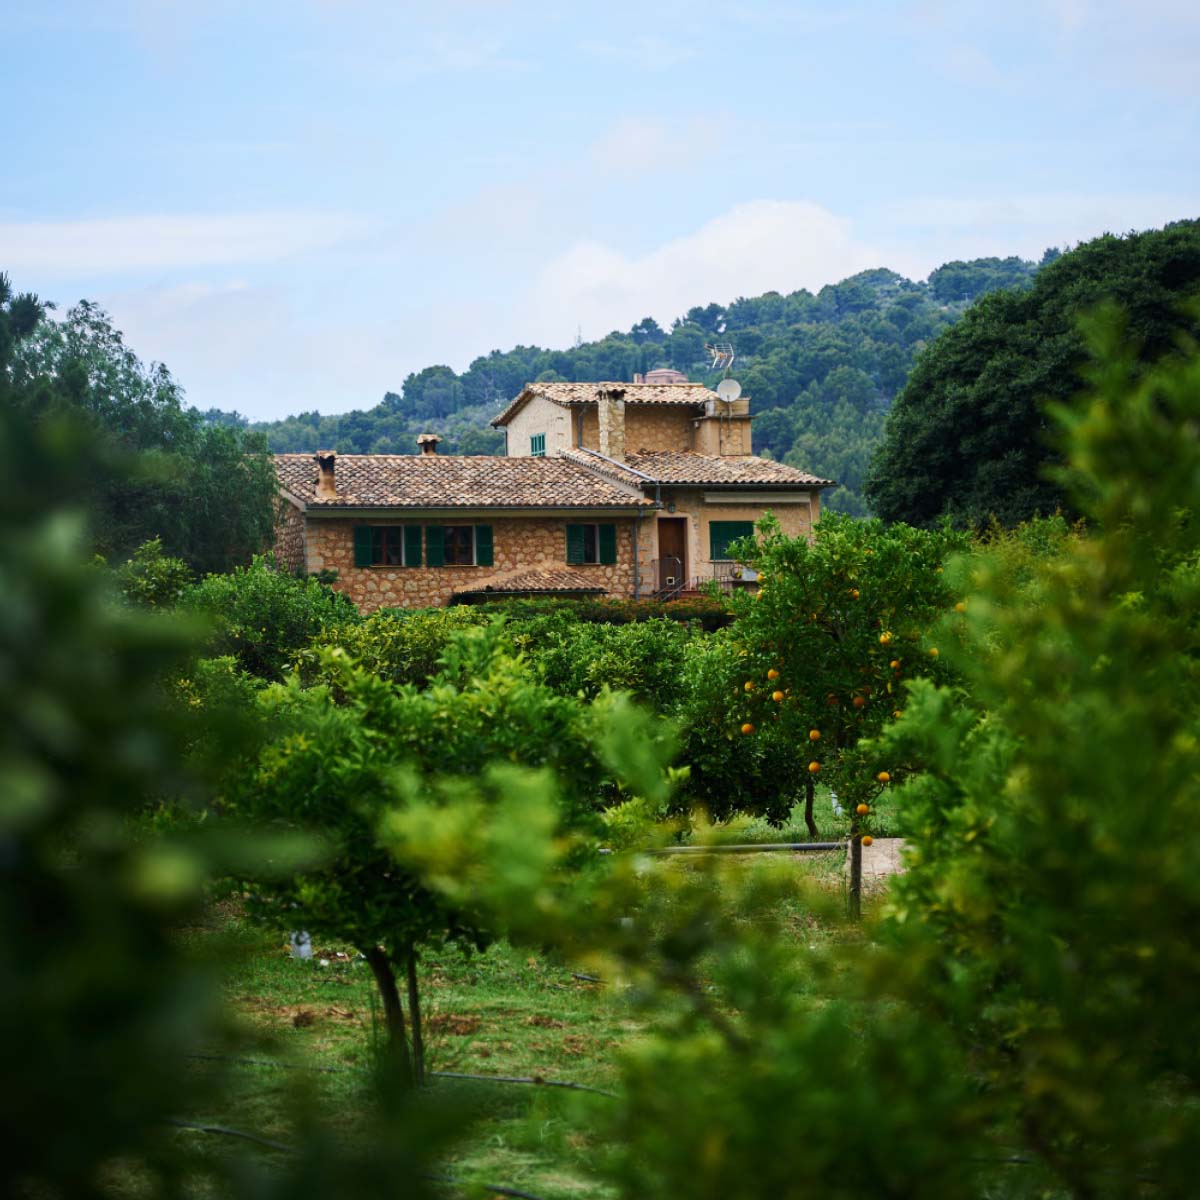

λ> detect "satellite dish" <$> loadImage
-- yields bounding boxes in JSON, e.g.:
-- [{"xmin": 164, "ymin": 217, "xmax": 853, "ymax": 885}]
[{"xmin": 716, "ymin": 378, "xmax": 742, "ymax": 402}]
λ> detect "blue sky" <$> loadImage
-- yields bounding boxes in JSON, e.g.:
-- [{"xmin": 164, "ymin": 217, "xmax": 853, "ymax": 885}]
[{"xmin": 2, "ymin": 0, "xmax": 1196, "ymax": 420}]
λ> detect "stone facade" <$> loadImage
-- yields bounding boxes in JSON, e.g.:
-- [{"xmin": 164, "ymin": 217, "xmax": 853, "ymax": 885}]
[
  {"xmin": 622, "ymin": 406, "xmax": 693, "ymax": 454},
  {"xmin": 651, "ymin": 490, "xmax": 820, "ymax": 585},
  {"xmin": 503, "ymin": 394, "xmax": 574, "ymax": 457},
  {"xmin": 303, "ymin": 515, "xmax": 641, "ymax": 612},
  {"xmin": 274, "ymin": 498, "xmax": 307, "ymax": 573}
]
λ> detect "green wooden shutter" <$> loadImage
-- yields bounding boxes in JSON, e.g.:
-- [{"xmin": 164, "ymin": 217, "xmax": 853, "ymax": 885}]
[
  {"xmin": 598, "ymin": 523, "xmax": 617, "ymax": 565},
  {"xmin": 709, "ymin": 521, "xmax": 755, "ymax": 561},
  {"xmin": 425, "ymin": 526, "xmax": 445, "ymax": 567},
  {"xmin": 353, "ymin": 526, "xmax": 374, "ymax": 568},
  {"xmin": 566, "ymin": 524, "xmax": 586, "ymax": 565},
  {"xmin": 475, "ymin": 524, "xmax": 494, "ymax": 566},
  {"xmin": 404, "ymin": 526, "xmax": 423, "ymax": 567}
]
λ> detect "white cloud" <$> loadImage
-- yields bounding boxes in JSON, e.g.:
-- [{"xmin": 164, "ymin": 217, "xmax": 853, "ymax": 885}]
[
  {"xmin": 0, "ymin": 211, "xmax": 366, "ymax": 276},
  {"xmin": 521, "ymin": 200, "xmax": 884, "ymax": 345}
]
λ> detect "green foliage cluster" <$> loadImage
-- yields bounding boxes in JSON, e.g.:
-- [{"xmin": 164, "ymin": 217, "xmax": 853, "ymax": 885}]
[
  {"xmin": 7, "ymin": 289, "xmax": 279, "ymax": 573},
  {"xmin": 674, "ymin": 513, "xmax": 965, "ymax": 825},
  {"xmin": 867, "ymin": 219, "xmax": 1200, "ymax": 527},
  {"xmin": 246, "ymin": 258, "xmax": 1040, "ymax": 515},
  {"xmin": 184, "ymin": 556, "xmax": 359, "ymax": 680},
  {"xmin": 115, "ymin": 536, "xmax": 193, "ymax": 608}
]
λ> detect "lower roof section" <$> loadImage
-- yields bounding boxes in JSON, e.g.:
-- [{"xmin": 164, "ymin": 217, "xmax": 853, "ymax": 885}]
[{"xmin": 452, "ymin": 567, "xmax": 608, "ymax": 598}]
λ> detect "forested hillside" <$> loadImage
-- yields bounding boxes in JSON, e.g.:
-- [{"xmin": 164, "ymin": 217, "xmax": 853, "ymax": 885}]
[{"xmin": 237, "ymin": 254, "xmax": 1044, "ymax": 515}]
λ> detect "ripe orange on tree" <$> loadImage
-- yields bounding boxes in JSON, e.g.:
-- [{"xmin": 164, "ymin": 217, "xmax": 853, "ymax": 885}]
[
  {"xmin": 767, "ymin": 668, "xmax": 780, "ymax": 680},
  {"xmin": 808, "ymin": 761, "xmax": 821, "ymax": 774},
  {"xmin": 879, "ymin": 631, "xmax": 893, "ymax": 645},
  {"xmin": 877, "ymin": 771, "xmax": 890, "ymax": 784},
  {"xmin": 856, "ymin": 803, "xmax": 870, "ymax": 816},
  {"xmin": 744, "ymin": 680, "xmax": 755, "ymax": 691},
  {"xmin": 852, "ymin": 695, "xmax": 867, "ymax": 709},
  {"xmin": 740, "ymin": 723, "xmax": 755, "ymax": 736},
  {"xmin": 861, "ymin": 835, "xmax": 874, "ymax": 847},
  {"xmin": 808, "ymin": 729, "xmax": 821, "ymax": 741},
  {"xmin": 772, "ymin": 690, "xmax": 784, "ymax": 702}
]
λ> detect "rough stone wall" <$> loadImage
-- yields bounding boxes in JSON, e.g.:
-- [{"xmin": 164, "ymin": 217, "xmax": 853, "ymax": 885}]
[
  {"xmin": 306, "ymin": 516, "xmax": 641, "ymax": 612},
  {"xmin": 691, "ymin": 416, "xmax": 753, "ymax": 456},
  {"xmin": 273, "ymin": 498, "xmax": 307, "ymax": 573},
  {"xmin": 578, "ymin": 407, "xmax": 599, "ymax": 450},
  {"xmin": 624, "ymin": 407, "xmax": 694, "ymax": 454},
  {"xmin": 598, "ymin": 396, "xmax": 626, "ymax": 459},
  {"xmin": 505, "ymin": 396, "xmax": 573, "ymax": 457},
  {"xmin": 655, "ymin": 490, "xmax": 818, "ymax": 583}
]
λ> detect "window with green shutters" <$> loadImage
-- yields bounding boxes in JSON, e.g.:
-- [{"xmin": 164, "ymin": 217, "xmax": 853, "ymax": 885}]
[
  {"xmin": 530, "ymin": 433, "xmax": 546, "ymax": 456},
  {"xmin": 424, "ymin": 525, "xmax": 494, "ymax": 567},
  {"xmin": 352, "ymin": 526, "xmax": 423, "ymax": 567},
  {"xmin": 709, "ymin": 520, "xmax": 755, "ymax": 561},
  {"xmin": 566, "ymin": 523, "xmax": 617, "ymax": 565}
]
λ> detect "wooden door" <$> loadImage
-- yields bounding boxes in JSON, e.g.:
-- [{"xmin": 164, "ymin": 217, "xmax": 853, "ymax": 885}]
[{"xmin": 657, "ymin": 518, "xmax": 687, "ymax": 588}]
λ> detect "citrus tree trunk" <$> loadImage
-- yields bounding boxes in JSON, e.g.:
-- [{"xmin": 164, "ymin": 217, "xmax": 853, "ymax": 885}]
[
  {"xmin": 848, "ymin": 821, "xmax": 863, "ymax": 919},
  {"xmin": 363, "ymin": 944, "xmax": 413, "ymax": 1085},
  {"xmin": 405, "ymin": 948, "xmax": 426, "ymax": 1086},
  {"xmin": 803, "ymin": 776, "xmax": 818, "ymax": 838}
]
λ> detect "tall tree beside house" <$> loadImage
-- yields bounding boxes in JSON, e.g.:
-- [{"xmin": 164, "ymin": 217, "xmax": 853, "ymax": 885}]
[
  {"xmin": 864, "ymin": 220, "xmax": 1200, "ymax": 528},
  {"xmin": 7, "ymin": 288, "xmax": 278, "ymax": 573}
]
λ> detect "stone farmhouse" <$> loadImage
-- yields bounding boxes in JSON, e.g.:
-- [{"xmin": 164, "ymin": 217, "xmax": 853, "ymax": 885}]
[{"xmin": 273, "ymin": 380, "xmax": 833, "ymax": 612}]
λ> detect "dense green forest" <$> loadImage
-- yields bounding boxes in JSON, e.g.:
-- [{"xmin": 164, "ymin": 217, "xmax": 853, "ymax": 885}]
[{"xmin": 230, "ymin": 254, "xmax": 1044, "ymax": 516}]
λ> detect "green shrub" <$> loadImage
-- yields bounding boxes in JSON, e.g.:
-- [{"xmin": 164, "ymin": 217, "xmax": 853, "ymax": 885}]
[
  {"xmin": 184, "ymin": 555, "xmax": 358, "ymax": 679},
  {"xmin": 116, "ymin": 536, "xmax": 193, "ymax": 608}
]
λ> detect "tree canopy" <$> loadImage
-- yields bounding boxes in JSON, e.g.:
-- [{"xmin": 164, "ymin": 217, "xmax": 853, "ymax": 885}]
[
  {"xmin": 864, "ymin": 220, "xmax": 1200, "ymax": 527},
  {"xmin": 4, "ymin": 284, "xmax": 278, "ymax": 573}
]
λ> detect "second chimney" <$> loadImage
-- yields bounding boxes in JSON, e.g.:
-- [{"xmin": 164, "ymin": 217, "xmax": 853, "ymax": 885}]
[
  {"xmin": 416, "ymin": 433, "xmax": 441, "ymax": 456},
  {"xmin": 314, "ymin": 450, "xmax": 337, "ymax": 499}
]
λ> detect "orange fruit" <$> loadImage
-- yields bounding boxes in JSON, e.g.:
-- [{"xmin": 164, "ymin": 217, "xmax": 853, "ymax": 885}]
[
  {"xmin": 852, "ymin": 695, "xmax": 866, "ymax": 709},
  {"xmin": 767, "ymin": 668, "xmax": 780, "ymax": 680},
  {"xmin": 928, "ymin": 647, "xmax": 939, "ymax": 658},
  {"xmin": 877, "ymin": 771, "xmax": 890, "ymax": 784},
  {"xmin": 808, "ymin": 761, "xmax": 821, "ymax": 774},
  {"xmin": 740, "ymin": 723, "xmax": 755, "ymax": 736},
  {"xmin": 849, "ymin": 588, "xmax": 860, "ymax": 599},
  {"xmin": 855, "ymin": 803, "xmax": 870, "ymax": 816},
  {"xmin": 826, "ymin": 693, "xmax": 839, "ymax": 707},
  {"xmin": 808, "ymin": 729, "xmax": 821, "ymax": 741},
  {"xmin": 772, "ymin": 690, "xmax": 784, "ymax": 703},
  {"xmin": 861, "ymin": 835, "xmax": 874, "ymax": 847},
  {"xmin": 954, "ymin": 601, "xmax": 966, "ymax": 614},
  {"xmin": 890, "ymin": 659, "xmax": 900, "ymax": 669},
  {"xmin": 879, "ymin": 631, "xmax": 892, "ymax": 645},
  {"xmin": 744, "ymin": 680, "xmax": 755, "ymax": 691},
  {"xmin": 892, "ymin": 709, "xmax": 903, "ymax": 719}
]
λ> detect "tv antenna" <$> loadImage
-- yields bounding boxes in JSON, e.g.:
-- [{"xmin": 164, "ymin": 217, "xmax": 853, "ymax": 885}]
[{"xmin": 706, "ymin": 342, "xmax": 735, "ymax": 375}]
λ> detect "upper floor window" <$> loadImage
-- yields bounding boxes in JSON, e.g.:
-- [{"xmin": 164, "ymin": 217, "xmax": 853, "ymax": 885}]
[{"xmin": 530, "ymin": 433, "xmax": 546, "ymax": 456}]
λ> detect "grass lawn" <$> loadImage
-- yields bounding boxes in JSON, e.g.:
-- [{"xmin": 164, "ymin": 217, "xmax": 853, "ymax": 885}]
[{"xmin": 174, "ymin": 849, "xmax": 855, "ymax": 1199}]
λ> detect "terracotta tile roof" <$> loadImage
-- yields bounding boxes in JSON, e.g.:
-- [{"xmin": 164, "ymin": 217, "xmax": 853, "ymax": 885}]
[
  {"xmin": 454, "ymin": 568, "xmax": 608, "ymax": 596},
  {"xmin": 623, "ymin": 451, "xmax": 833, "ymax": 487},
  {"xmin": 492, "ymin": 381, "xmax": 721, "ymax": 426},
  {"xmin": 274, "ymin": 453, "xmax": 651, "ymax": 510}
]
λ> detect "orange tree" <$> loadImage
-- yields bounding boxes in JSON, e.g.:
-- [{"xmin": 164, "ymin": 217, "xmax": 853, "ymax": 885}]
[{"xmin": 708, "ymin": 512, "xmax": 965, "ymax": 905}]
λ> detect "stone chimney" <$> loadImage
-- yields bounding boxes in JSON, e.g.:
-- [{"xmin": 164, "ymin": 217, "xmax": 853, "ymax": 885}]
[
  {"xmin": 416, "ymin": 433, "xmax": 441, "ymax": 456},
  {"xmin": 597, "ymin": 388, "xmax": 626, "ymax": 460},
  {"xmin": 314, "ymin": 450, "xmax": 337, "ymax": 499},
  {"xmin": 633, "ymin": 372, "xmax": 645, "ymax": 384}
]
